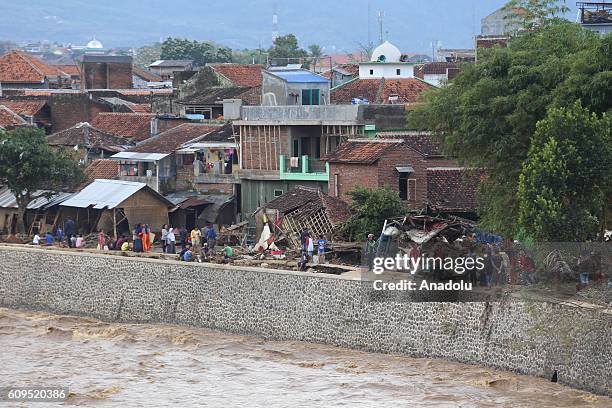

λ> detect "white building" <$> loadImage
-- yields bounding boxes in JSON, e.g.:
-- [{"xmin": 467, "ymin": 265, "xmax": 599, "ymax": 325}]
[{"xmin": 358, "ymin": 41, "xmax": 416, "ymax": 79}]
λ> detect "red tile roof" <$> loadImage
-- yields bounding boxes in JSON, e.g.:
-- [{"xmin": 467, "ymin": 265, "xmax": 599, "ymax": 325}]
[
  {"xmin": 127, "ymin": 102, "xmax": 151, "ymax": 113},
  {"xmin": 126, "ymin": 123, "xmax": 222, "ymax": 154},
  {"xmin": 321, "ymin": 64, "xmax": 359, "ymax": 79},
  {"xmin": 331, "ymin": 78, "xmax": 432, "ymax": 104},
  {"xmin": 47, "ymin": 122, "xmax": 133, "ymax": 151},
  {"xmin": 132, "ymin": 66, "xmax": 162, "ymax": 82},
  {"xmin": 0, "ymin": 50, "xmax": 66, "ymax": 83},
  {"xmin": 90, "ymin": 113, "xmax": 155, "ymax": 142},
  {"xmin": 426, "ymin": 168, "xmax": 486, "ymax": 212},
  {"xmin": 79, "ymin": 159, "xmax": 120, "ymax": 190},
  {"xmin": 414, "ymin": 62, "xmax": 458, "ymax": 78},
  {"xmin": 377, "ymin": 131, "xmax": 443, "ymax": 157},
  {"xmin": 0, "ymin": 100, "xmax": 47, "ymax": 117},
  {"xmin": 322, "ymin": 139, "xmax": 403, "ymax": 164},
  {"xmin": 209, "ymin": 64, "xmax": 264, "ymax": 87},
  {"xmin": 0, "ymin": 105, "xmax": 28, "ymax": 127}
]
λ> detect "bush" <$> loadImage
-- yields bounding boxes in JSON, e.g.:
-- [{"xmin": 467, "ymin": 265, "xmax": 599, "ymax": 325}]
[{"xmin": 342, "ymin": 186, "xmax": 404, "ymax": 241}]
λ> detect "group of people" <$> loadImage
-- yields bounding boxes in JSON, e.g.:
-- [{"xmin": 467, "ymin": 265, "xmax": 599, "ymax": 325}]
[
  {"xmin": 297, "ymin": 229, "xmax": 327, "ymax": 270},
  {"xmin": 31, "ymin": 217, "xmax": 84, "ymax": 248}
]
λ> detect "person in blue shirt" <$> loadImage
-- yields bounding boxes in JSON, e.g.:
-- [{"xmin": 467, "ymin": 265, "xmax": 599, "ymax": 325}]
[
  {"xmin": 206, "ymin": 224, "xmax": 217, "ymax": 252},
  {"xmin": 182, "ymin": 247, "xmax": 194, "ymax": 262},
  {"xmin": 317, "ymin": 238, "xmax": 326, "ymax": 262},
  {"xmin": 55, "ymin": 226, "xmax": 64, "ymax": 244},
  {"xmin": 44, "ymin": 232, "xmax": 54, "ymax": 246}
]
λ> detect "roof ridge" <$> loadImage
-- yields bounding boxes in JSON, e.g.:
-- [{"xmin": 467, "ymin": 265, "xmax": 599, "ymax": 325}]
[
  {"xmin": 14, "ymin": 51, "xmax": 47, "ymax": 78},
  {"xmin": 0, "ymin": 105, "xmax": 28, "ymax": 124}
]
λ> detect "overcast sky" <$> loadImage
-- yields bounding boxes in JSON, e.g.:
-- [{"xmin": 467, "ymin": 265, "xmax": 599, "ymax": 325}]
[{"xmin": 0, "ymin": 0, "xmax": 579, "ymax": 53}]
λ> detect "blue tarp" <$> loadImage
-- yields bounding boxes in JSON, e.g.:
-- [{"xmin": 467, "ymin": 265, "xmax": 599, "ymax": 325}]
[{"xmin": 271, "ymin": 70, "xmax": 329, "ymax": 84}]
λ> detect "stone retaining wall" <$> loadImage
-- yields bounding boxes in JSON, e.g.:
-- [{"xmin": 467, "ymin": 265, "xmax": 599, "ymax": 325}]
[{"xmin": 0, "ymin": 245, "xmax": 610, "ymax": 396}]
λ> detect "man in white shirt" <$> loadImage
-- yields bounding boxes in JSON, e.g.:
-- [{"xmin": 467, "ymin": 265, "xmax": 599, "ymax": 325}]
[{"xmin": 32, "ymin": 233, "xmax": 40, "ymax": 245}]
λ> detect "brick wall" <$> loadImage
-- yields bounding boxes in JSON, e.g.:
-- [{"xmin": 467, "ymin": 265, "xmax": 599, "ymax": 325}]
[
  {"xmin": 329, "ymin": 146, "xmax": 458, "ymax": 210},
  {"xmin": 329, "ymin": 163, "xmax": 379, "ymax": 201},
  {"xmin": 81, "ymin": 62, "xmax": 133, "ymax": 89},
  {"xmin": 50, "ymin": 93, "xmax": 112, "ymax": 132}
]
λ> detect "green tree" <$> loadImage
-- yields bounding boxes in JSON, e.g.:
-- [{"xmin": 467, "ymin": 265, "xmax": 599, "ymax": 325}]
[
  {"xmin": 160, "ymin": 37, "xmax": 232, "ymax": 66},
  {"xmin": 134, "ymin": 42, "xmax": 162, "ymax": 67},
  {"xmin": 269, "ymin": 34, "xmax": 308, "ymax": 62},
  {"xmin": 503, "ymin": 0, "xmax": 570, "ymax": 31},
  {"xmin": 308, "ymin": 44, "xmax": 323, "ymax": 58},
  {"xmin": 343, "ymin": 187, "xmax": 404, "ymax": 241},
  {"xmin": 407, "ymin": 21, "xmax": 610, "ymax": 238},
  {"xmin": 0, "ymin": 128, "xmax": 84, "ymax": 234},
  {"xmin": 517, "ymin": 102, "xmax": 611, "ymax": 241}
]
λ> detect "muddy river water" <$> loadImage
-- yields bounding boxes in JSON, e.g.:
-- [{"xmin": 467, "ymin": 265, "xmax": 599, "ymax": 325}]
[{"xmin": 0, "ymin": 307, "xmax": 609, "ymax": 407}]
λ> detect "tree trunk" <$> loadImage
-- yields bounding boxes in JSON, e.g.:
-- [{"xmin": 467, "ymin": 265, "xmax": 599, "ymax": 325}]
[
  {"xmin": 13, "ymin": 193, "xmax": 31, "ymax": 236},
  {"xmin": 14, "ymin": 206, "xmax": 26, "ymax": 235}
]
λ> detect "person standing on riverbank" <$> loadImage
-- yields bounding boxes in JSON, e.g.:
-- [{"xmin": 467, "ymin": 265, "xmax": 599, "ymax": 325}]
[
  {"xmin": 161, "ymin": 224, "xmax": 169, "ymax": 253},
  {"xmin": 365, "ymin": 233, "xmax": 377, "ymax": 269},
  {"xmin": 206, "ymin": 224, "xmax": 217, "ymax": 253},
  {"xmin": 166, "ymin": 227, "xmax": 176, "ymax": 254},
  {"xmin": 65, "ymin": 217, "xmax": 75, "ymax": 247},
  {"xmin": 133, "ymin": 224, "xmax": 143, "ymax": 253}
]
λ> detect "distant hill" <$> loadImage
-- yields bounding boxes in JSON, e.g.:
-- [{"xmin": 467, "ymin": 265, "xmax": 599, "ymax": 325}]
[{"xmin": 0, "ymin": 0, "xmax": 579, "ymax": 53}]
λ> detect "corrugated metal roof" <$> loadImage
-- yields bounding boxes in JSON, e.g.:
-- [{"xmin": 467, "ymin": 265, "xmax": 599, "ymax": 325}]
[
  {"xmin": 269, "ymin": 70, "xmax": 329, "ymax": 84},
  {"xmin": 111, "ymin": 152, "xmax": 168, "ymax": 161},
  {"xmin": 0, "ymin": 188, "xmax": 73, "ymax": 209},
  {"xmin": 60, "ymin": 179, "xmax": 147, "ymax": 209}
]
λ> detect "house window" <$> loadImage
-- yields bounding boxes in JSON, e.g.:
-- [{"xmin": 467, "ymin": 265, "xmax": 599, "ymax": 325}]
[
  {"xmin": 120, "ymin": 162, "xmax": 138, "ymax": 176},
  {"xmin": 369, "ymin": 69, "xmax": 374, "ymax": 75},
  {"xmin": 396, "ymin": 68, "xmax": 401, "ymax": 75},
  {"xmin": 301, "ymin": 89, "xmax": 320, "ymax": 106},
  {"xmin": 399, "ymin": 173, "xmax": 417, "ymax": 201},
  {"xmin": 182, "ymin": 154, "xmax": 194, "ymax": 165},
  {"xmin": 274, "ymin": 189, "xmax": 284, "ymax": 197}
]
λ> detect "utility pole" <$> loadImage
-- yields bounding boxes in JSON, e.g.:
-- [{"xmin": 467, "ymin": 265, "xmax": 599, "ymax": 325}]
[
  {"xmin": 272, "ymin": 2, "xmax": 279, "ymax": 43},
  {"xmin": 378, "ymin": 11, "xmax": 384, "ymax": 45},
  {"xmin": 367, "ymin": 0, "xmax": 372, "ymax": 47}
]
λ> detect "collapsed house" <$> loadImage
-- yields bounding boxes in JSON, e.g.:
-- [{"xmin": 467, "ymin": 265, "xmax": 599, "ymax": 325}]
[{"xmin": 254, "ymin": 186, "xmax": 351, "ymax": 248}]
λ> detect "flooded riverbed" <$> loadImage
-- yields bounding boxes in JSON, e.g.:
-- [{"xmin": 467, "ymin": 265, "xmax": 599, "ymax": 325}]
[{"xmin": 0, "ymin": 307, "xmax": 609, "ymax": 407}]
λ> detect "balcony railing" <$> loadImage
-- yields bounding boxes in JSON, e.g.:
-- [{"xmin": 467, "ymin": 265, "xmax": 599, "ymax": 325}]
[
  {"xmin": 240, "ymin": 105, "xmax": 360, "ymax": 123},
  {"xmin": 279, "ymin": 155, "xmax": 329, "ymax": 181}
]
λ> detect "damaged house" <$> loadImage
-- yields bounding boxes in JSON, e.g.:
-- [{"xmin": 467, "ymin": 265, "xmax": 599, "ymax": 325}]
[{"xmin": 255, "ymin": 186, "xmax": 350, "ymax": 248}]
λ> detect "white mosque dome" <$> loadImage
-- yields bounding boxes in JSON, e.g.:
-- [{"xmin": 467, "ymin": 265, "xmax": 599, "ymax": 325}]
[
  {"xmin": 87, "ymin": 38, "xmax": 104, "ymax": 49},
  {"xmin": 371, "ymin": 41, "xmax": 402, "ymax": 63}
]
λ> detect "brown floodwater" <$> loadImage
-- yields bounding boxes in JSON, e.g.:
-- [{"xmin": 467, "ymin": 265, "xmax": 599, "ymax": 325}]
[{"xmin": 0, "ymin": 307, "xmax": 609, "ymax": 407}]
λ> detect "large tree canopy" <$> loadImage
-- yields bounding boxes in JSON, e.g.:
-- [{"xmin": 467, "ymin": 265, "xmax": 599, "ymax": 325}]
[
  {"xmin": 0, "ymin": 127, "xmax": 84, "ymax": 234},
  {"xmin": 408, "ymin": 21, "xmax": 611, "ymax": 239},
  {"xmin": 518, "ymin": 102, "xmax": 611, "ymax": 241},
  {"xmin": 160, "ymin": 37, "xmax": 232, "ymax": 66},
  {"xmin": 268, "ymin": 34, "xmax": 308, "ymax": 61}
]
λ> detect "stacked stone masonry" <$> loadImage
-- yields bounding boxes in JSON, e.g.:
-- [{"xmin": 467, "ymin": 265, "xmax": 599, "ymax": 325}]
[{"xmin": 0, "ymin": 246, "xmax": 610, "ymax": 396}]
